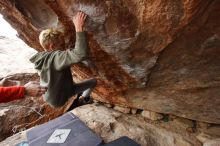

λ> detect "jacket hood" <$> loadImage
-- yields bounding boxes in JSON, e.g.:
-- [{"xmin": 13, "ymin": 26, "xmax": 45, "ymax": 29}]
[{"xmin": 29, "ymin": 52, "xmax": 49, "ymax": 70}]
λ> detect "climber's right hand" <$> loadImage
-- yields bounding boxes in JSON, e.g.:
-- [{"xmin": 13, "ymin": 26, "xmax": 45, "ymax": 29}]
[{"xmin": 73, "ymin": 11, "xmax": 87, "ymax": 32}]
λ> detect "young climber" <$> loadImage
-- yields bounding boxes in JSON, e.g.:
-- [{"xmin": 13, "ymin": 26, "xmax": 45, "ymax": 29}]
[
  {"xmin": 30, "ymin": 11, "xmax": 97, "ymax": 108},
  {"xmin": 0, "ymin": 78, "xmax": 47, "ymax": 103}
]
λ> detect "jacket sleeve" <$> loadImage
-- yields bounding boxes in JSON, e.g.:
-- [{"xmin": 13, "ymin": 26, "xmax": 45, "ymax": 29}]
[
  {"xmin": 0, "ymin": 86, "xmax": 25, "ymax": 103},
  {"xmin": 53, "ymin": 32, "xmax": 88, "ymax": 71}
]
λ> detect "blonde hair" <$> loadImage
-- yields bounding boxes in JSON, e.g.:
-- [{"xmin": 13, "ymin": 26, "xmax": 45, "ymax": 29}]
[{"xmin": 39, "ymin": 29, "xmax": 64, "ymax": 50}]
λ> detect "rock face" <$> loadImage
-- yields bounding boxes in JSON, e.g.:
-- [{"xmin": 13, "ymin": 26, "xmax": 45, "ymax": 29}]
[{"xmin": 0, "ymin": 0, "xmax": 219, "ymax": 124}]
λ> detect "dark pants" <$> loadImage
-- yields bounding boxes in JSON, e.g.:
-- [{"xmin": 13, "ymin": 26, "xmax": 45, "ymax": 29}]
[
  {"xmin": 68, "ymin": 78, "xmax": 97, "ymax": 111},
  {"xmin": 72, "ymin": 78, "xmax": 97, "ymax": 98}
]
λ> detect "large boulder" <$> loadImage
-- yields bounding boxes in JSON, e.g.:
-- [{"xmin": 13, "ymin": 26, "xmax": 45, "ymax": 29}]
[{"xmin": 0, "ymin": 0, "xmax": 219, "ymax": 124}]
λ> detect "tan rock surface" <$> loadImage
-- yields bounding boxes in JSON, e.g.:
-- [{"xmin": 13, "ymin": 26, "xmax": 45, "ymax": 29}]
[
  {"xmin": 203, "ymin": 139, "xmax": 220, "ymax": 146},
  {"xmin": 141, "ymin": 110, "xmax": 163, "ymax": 121},
  {"xmin": 72, "ymin": 104, "xmax": 202, "ymax": 146},
  {"xmin": 0, "ymin": 104, "xmax": 203, "ymax": 146},
  {"xmin": 113, "ymin": 105, "xmax": 130, "ymax": 114}
]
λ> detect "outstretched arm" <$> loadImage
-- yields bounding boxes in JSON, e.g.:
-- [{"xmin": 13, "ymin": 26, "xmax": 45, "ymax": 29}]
[
  {"xmin": 0, "ymin": 80, "xmax": 47, "ymax": 103},
  {"xmin": 0, "ymin": 86, "xmax": 25, "ymax": 103},
  {"xmin": 53, "ymin": 12, "xmax": 88, "ymax": 71}
]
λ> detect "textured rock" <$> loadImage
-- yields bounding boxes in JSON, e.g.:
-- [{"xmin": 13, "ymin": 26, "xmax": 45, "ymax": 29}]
[
  {"xmin": 173, "ymin": 118, "xmax": 195, "ymax": 131},
  {"xmin": 197, "ymin": 133, "xmax": 214, "ymax": 144},
  {"xmin": 203, "ymin": 139, "xmax": 220, "ymax": 146},
  {"xmin": 197, "ymin": 122, "xmax": 211, "ymax": 130},
  {"xmin": 0, "ymin": 131, "xmax": 27, "ymax": 146},
  {"xmin": 72, "ymin": 104, "xmax": 201, "ymax": 146},
  {"xmin": 141, "ymin": 110, "xmax": 163, "ymax": 121},
  {"xmin": 0, "ymin": 0, "xmax": 220, "ymax": 124},
  {"xmin": 196, "ymin": 127, "xmax": 220, "ymax": 144},
  {"xmin": 104, "ymin": 103, "xmax": 113, "ymax": 108},
  {"xmin": 131, "ymin": 108, "xmax": 138, "ymax": 114},
  {"xmin": 113, "ymin": 105, "xmax": 130, "ymax": 114},
  {"xmin": 0, "ymin": 104, "xmax": 202, "ymax": 146}
]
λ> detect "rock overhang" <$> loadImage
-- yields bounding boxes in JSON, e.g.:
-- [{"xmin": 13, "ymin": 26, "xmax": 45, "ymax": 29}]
[{"xmin": 0, "ymin": 0, "xmax": 219, "ymax": 124}]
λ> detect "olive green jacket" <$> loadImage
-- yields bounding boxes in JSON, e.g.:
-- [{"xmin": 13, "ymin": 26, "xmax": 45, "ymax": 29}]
[{"xmin": 30, "ymin": 32, "xmax": 88, "ymax": 107}]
